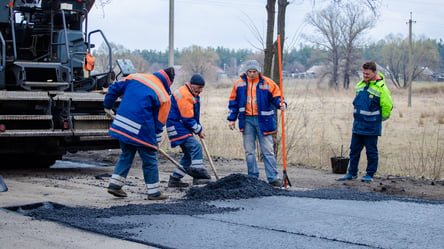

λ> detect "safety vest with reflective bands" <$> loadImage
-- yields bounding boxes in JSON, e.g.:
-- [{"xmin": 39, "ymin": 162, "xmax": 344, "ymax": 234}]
[
  {"xmin": 166, "ymin": 83, "xmax": 202, "ymax": 147},
  {"xmin": 104, "ymin": 73, "xmax": 171, "ymax": 149},
  {"xmin": 353, "ymin": 72, "xmax": 393, "ymax": 136},
  {"xmin": 227, "ymin": 73, "xmax": 284, "ymax": 135}
]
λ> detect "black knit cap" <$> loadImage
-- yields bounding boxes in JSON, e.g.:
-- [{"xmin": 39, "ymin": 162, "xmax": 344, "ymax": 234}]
[
  {"xmin": 163, "ymin": 67, "xmax": 175, "ymax": 83},
  {"xmin": 190, "ymin": 73, "xmax": 205, "ymax": 86}
]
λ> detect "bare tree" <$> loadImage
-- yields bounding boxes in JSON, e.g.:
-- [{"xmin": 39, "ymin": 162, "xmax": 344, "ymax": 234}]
[
  {"xmin": 90, "ymin": 0, "xmax": 112, "ymax": 16},
  {"xmin": 263, "ymin": 0, "xmax": 277, "ymax": 78},
  {"xmin": 260, "ymin": 0, "xmax": 381, "ymax": 80},
  {"xmin": 381, "ymin": 35, "xmax": 440, "ymax": 88},
  {"xmin": 326, "ymin": 0, "xmax": 381, "ymax": 15},
  {"xmin": 178, "ymin": 45, "xmax": 220, "ymax": 83},
  {"xmin": 381, "ymin": 34, "xmax": 409, "ymax": 88},
  {"xmin": 272, "ymin": 0, "xmax": 290, "ymax": 84},
  {"xmin": 305, "ymin": 4, "xmax": 343, "ymax": 88},
  {"xmin": 340, "ymin": 3, "xmax": 375, "ymax": 88}
]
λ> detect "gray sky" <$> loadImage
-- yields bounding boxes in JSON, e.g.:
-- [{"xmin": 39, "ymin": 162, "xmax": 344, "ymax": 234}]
[{"xmin": 88, "ymin": 0, "xmax": 444, "ymax": 51}]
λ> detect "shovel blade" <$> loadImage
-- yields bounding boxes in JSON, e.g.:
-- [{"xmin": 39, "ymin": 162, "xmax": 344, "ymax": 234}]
[{"xmin": 0, "ymin": 175, "xmax": 8, "ymax": 192}]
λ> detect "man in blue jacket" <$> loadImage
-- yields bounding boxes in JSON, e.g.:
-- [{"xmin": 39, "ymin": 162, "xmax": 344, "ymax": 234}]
[
  {"xmin": 104, "ymin": 67, "xmax": 175, "ymax": 200},
  {"xmin": 227, "ymin": 60, "xmax": 286, "ymax": 187},
  {"xmin": 166, "ymin": 73, "xmax": 211, "ymax": 187},
  {"xmin": 338, "ymin": 61, "xmax": 393, "ymax": 182}
]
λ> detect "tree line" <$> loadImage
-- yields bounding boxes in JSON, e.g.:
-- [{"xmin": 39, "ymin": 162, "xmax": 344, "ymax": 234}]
[
  {"xmin": 93, "ymin": 1, "xmax": 443, "ymax": 89},
  {"xmin": 92, "ymin": 35, "xmax": 444, "ymax": 89}
]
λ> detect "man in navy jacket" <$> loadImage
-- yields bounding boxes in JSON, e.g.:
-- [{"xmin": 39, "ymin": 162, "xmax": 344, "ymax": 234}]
[{"xmin": 104, "ymin": 67, "xmax": 174, "ymax": 200}]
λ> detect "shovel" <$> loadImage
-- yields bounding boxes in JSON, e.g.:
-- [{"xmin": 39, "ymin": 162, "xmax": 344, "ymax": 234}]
[
  {"xmin": 277, "ymin": 34, "xmax": 291, "ymax": 188},
  {"xmin": 158, "ymin": 147, "xmax": 212, "ymax": 180},
  {"xmin": 107, "ymin": 113, "xmax": 184, "ymax": 172},
  {"xmin": 158, "ymin": 148, "xmax": 186, "ymax": 172},
  {"xmin": 0, "ymin": 175, "xmax": 8, "ymax": 192},
  {"xmin": 200, "ymin": 138, "xmax": 219, "ymax": 180}
]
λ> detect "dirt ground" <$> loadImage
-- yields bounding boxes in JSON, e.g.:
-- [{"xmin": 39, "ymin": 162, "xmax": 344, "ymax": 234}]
[
  {"xmin": 1, "ymin": 148, "xmax": 444, "ymax": 249},
  {"xmin": 81, "ymin": 149, "xmax": 444, "ymax": 202},
  {"xmin": 3, "ymin": 148, "xmax": 442, "ymax": 206}
]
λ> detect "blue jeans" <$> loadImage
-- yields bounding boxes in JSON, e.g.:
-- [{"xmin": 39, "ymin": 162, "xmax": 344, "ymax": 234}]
[
  {"xmin": 348, "ymin": 133, "xmax": 379, "ymax": 177},
  {"xmin": 243, "ymin": 116, "xmax": 279, "ymax": 183},
  {"xmin": 172, "ymin": 136, "xmax": 203, "ymax": 179},
  {"xmin": 112, "ymin": 141, "xmax": 159, "ymax": 186}
]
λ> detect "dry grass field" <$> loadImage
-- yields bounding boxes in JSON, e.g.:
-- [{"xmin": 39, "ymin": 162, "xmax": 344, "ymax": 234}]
[{"xmin": 163, "ymin": 78, "xmax": 444, "ymax": 181}]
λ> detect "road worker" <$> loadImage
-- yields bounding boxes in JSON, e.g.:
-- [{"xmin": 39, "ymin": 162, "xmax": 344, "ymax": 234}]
[
  {"xmin": 166, "ymin": 73, "xmax": 212, "ymax": 187},
  {"xmin": 104, "ymin": 67, "xmax": 175, "ymax": 200},
  {"xmin": 338, "ymin": 61, "xmax": 393, "ymax": 182},
  {"xmin": 227, "ymin": 60, "xmax": 286, "ymax": 187}
]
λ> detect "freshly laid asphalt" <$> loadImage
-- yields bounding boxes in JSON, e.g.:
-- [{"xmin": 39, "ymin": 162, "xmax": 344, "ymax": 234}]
[{"xmin": 7, "ymin": 174, "xmax": 444, "ymax": 249}]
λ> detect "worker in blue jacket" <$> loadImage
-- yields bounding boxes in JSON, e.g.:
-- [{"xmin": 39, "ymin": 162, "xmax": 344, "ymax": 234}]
[
  {"xmin": 104, "ymin": 67, "xmax": 175, "ymax": 200},
  {"xmin": 166, "ymin": 73, "xmax": 211, "ymax": 187},
  {"xmin": 227, "ymin": 60, "xmax": 286, "ymax": 187},
  {"xmin": 338, "ymin": 61, "xmax": 393, "ymax": 182}
]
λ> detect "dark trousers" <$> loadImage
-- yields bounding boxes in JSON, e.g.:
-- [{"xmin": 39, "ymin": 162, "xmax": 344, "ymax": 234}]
[{"xmin": 348, "ymin": 133, "xmax": 379, "ymax": 177}]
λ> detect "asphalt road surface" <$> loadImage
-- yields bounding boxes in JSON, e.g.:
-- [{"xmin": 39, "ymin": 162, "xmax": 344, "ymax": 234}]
[
  {"xmin": 1, "ymin": 158, "xmax": 444, "ymax": 249},
  {"xmin": 6, "ymin": 183, "xmax": 444, "ymax": 249}
]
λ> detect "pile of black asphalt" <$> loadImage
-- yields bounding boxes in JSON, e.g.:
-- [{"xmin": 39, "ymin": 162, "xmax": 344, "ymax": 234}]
[
  {"xmin": 6, "ymin": 173, "xmax": 443, "ymax": 248},
  {"xmin": 186, "ymin": 173, "xmax": 444, "ymax": 204}
]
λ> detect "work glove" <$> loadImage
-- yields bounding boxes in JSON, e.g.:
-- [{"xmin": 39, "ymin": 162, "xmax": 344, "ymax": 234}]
[{"xmin": 104, "ymin": 108, "xmax": 115, "ymax": 119}]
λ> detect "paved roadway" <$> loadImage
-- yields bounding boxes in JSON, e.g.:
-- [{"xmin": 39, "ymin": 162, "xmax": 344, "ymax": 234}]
[{"xmin": 97, "ymin": 196, "xmax": 443, "ymax": 249}]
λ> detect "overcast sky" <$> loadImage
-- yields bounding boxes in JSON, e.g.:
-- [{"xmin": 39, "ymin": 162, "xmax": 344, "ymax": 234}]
[{"xmin": 87, "ymin": 0, "xmax": 444, "ymax": 52}]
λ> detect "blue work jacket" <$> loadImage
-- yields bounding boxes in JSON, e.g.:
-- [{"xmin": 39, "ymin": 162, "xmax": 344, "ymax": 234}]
[
  {"xmin": 167, "ymin": 83, "xmax": 202, "ymax": 147},
  {"xmin": 353, "ymin": 72, "xmax": 393, "ymax": 136},
  {"xmin": 227, "ymin": 73, "xmax": 284, "ymax": 135},
  {"xmin": 104, "ymin": 73, "xmax": 171, "ymax": 149}
]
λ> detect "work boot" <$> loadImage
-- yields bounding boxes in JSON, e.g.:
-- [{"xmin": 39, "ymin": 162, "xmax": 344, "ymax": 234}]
[
  {"xmin": 148, "ymin": 192, "xmax": 168, "ymax": 200},
  {"xmin": 270, "ymin": 179, "xmax": 282, "ymax": 187},
  {"xmin": 168, "ymin": 175, "xmax": 190, "ymax": 188},
  {"xmin": 186, "ymin": 167, "xmax": 211, "ymax": 179},
  {"xmin": 107, "ymin": 185, "xmax": 127, "ymax": 197},
  {"xmin": 193, "ymin": 178, "xmax": 211, "ymax": 185}
]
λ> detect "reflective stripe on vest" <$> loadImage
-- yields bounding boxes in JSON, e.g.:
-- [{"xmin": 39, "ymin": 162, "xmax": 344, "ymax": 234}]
[{"xmin": 131, "ymin": 74, "xmax": 168, "ymax": 103}]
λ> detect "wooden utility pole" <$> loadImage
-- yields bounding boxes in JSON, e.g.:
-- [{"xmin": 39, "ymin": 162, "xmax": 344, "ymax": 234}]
[
  {"xmin": 407, "ymin": 12, "xmax": 415, "ymax": 107},
  {"xmin": 168, "ymin": 0, "xmax": 174, "ymax": 67}
]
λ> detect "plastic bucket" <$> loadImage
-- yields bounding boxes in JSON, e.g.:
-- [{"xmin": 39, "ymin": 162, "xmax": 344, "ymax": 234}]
[{"xmin": 330, "ymin": 157, "xmax": 349, "ymax": 174}]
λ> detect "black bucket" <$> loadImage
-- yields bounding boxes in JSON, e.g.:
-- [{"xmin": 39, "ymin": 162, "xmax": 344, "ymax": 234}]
[{"xmin": 330, "ymin": 157, "xmax": 349, "ymax": 174}]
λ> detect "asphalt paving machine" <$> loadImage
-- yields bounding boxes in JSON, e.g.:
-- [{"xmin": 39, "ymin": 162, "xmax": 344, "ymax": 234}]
[{"xmin": 0, "ymin": 0, "xmax": 118, "ymax": 167}]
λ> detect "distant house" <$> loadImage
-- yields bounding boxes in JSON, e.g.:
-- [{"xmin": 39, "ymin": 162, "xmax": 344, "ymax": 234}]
[
  {"xmin": 304, "ymin": 65, "xmax": 329, "ymax": 79},
  {"xmin": 215, "ymin": 66, "xmax": 228, "ymax": 80}
]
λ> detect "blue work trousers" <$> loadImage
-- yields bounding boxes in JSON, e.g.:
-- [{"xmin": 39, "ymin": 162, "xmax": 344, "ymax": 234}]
[
  {"xmin": 113, "ymin": 141, "xmax": 159, "ymax": 185},
  {"xmin": 243, "ymin": 116, "xmax": 279, "ymax": 183},
  {"xmin": 348, "ymin": 133, "xmax": 379, "ymax": 177},
  {"xmin": 172, "ymin": 136, "xmax": 203, "ymax": 179}
]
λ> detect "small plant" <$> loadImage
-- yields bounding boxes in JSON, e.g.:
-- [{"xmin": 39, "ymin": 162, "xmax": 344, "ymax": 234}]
[{"xmin": 329, "ymin": 144, "xmax": 349, "ymax": 158}]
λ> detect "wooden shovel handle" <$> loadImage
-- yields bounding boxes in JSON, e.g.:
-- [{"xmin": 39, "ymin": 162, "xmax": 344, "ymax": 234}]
[
  {"xmin": 200, "ymin": 138, "xmax": 219, "ymax": 180},
  {"xmin": 158, "ymin": 148, "xmax": 186, "ymax": 172}
]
